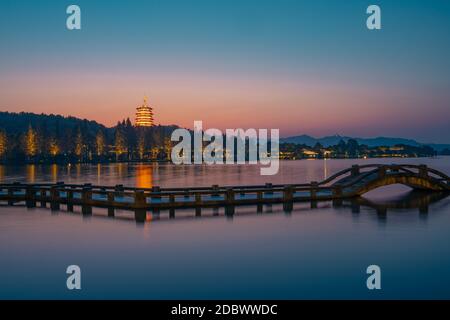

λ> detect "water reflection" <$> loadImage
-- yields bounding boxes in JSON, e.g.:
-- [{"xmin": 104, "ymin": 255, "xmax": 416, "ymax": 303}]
[
  {"xmin": 26, "ymin": 164, "xmax": 36, "ymax": 183},
  {"xmin": 1, "ymin": 159, "xmax": 450, "ymax": 299},
  {"xmin": 323, "ymin": 159, "xmax": 329, "ymax": 180},
  {"xmin": 97, "ymin": 164, "xmax": 101, "ymax": 185},
  {"xmin": 3, "ymin": 157, "xmax": 450, "ymax": 188},
  {"xmin": 9, "ymin": 188, "xmax": 448, "ymax": 226},
  {"xmin": 136, "ymin": 163, "xmax": 153, "ymax": 188},
  {"xmin": 343, "ymin": 190, "xmax": 450, "ymax": 224},
  {"xmin": 51, "ymin": 164, "xmax": 58, "ymax": 183},
  {"xmin": 75, "ymin": 163, "xmax": 81, "ymax": 179},
  {"xmin": 117, "ymin": 163, "xmax": 125, "ymax": 180},
  {"xmin": 352, "ymin": 190, "xmax": 449, "ymax": 212}
]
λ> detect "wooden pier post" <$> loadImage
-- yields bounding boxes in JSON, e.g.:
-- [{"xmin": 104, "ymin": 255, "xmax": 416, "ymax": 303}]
[
  {"xmin": 283, "ymin": 202, "xmax": 293, "ymax": 213},
  {"xmin": 351, "ymin": 165, "xmax": 360, "ymax": 176},
  {"xmin": 152, "ymin": 186, "xmax": 161, "ymax": 203},
  {"xmin": 332, "ymin": 198, "xmax": 343, "ymax": 207},
  {"xmin": 310, "ymin": 181, "xmax": 318, "ymax": 200},
  {"xmin": 50, "ymin": 186, "xmax": 60, "ymax": 211},
  {"xmin": 169, "ymin": 194, "xmax": 175, "ymax": 205},
  {"xmin": 134, "ymin": 190, "xmax": 147, "ymax": 208},
  {"xmin": 257, "ymin": 204, "xmax": 263, "ymax": 213},
  {"xmin": 115, "ymin": 184, "xmax": 124, "ymax": 197},
  {"xmin": 332, "ymin": 185, "xmax": 342, "ymax": 198},
  {"xmin": 419, "ymin": 165, "xmax": 428, "ymax": 178},
  {"xmin": 25, "ymin": 186, "xmax": 36, "ymax": 208},
  {"xmin": 256, "ymin": 191, "xmax": 263, "ymax": 213},
  {"xmin": 194, "ymin": 193, "xmax": 202, "ymax": 205},
  {"xmin": 257, "ymin": 191, "xmax": 263, "ymax": 202},
  {"xmin": 226, "ymin": 188, "xmax": 235, "ymax": 204},
  {"xmin": 67, "ymin": 188, "xmax": 74, "ymax": 212},
  {"xmin": 134, "ymin": 209, "xmax": 146, "ymax": 223},
  {"xmin": 378, "ymin": 166, "xmax": 386, "ymax": 178},
  {"xmin": 212, "ymin": 185, "xmax": 219, "ymax": 197},
  {"xmin": 195, "ymin": 193, "xmax": 202, "ymax": 216},
  {"xmin": 81, "ymin": 185, "xmax": 92, "ymax": 215},
  {"xmin": 283, "ymin": 186, "xmax": 293, "ymax": 202},
  {"xmin": 107, "ymin": 192, "xmax": 115, "ymax": 217},
  {"xmin": 134, "ymin": 191, "xmax": 149, "ymax": 221},
  {"xmin": 265, "ymin": 183, "xmax": 273, "ymax": 195},
  {"xmin": 7, "ymin": 186, "xmax": 14, "ymax": 206},
  {"xmin": 225, "ymin": 205, "xmax": 235, "ymax": 217},
  {"xmin": 283, "ymin": 186, "xmax": 293, "ymax": 213},
  {"xmin": 40, "ymin": 189, "xmax": 47, "ymax": 207},
  {"xmin": 332, "ymin": 185, "xmax": 343, "ymax": 207},
  {"xmin": 169, "ymin": 194, "xmax": 175, "ymax": 218}
]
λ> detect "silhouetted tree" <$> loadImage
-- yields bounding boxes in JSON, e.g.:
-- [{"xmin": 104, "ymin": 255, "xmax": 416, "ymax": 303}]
[
  {"xmin": 114, "ymin": 123, "xmax": 127, "ymax": 161},
  {"xmin": 0, "ymin": 130, "xmax": 7, "ymax": 159},
  {"xmin": 95, "ymin": 130, "xmax": 106, "ymax": 156},
  {"xmin": 74, "ymin": 128, "xmax": 84, "ymax": 160},
  {"xmin": 23, "ymin": 125, "xmax": 38, "ymax": 159},
  {"xmin": 347, "ymin": 139, "xmax": 359, "ymax": 157}
]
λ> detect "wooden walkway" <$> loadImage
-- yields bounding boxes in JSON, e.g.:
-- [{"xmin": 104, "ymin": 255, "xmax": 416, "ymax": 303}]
[{"xmin": 1, "ymin": 164, "xmax": 449, "ymax": 217}]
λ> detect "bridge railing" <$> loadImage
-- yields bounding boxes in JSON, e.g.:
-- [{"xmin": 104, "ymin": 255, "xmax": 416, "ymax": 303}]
[
  {"xmin": 317, "ymin": 164, "xmax": 384, "ymax": 186},
  {"xmin": 1, "ymin": 164, "xmax": 448, "ymax": 210},
  {"xmin": 0, "ymin": 182, "xmax": 337, "ymax": 209}
]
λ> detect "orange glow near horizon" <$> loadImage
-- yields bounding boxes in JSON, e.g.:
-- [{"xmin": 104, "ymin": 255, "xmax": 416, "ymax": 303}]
[{"xmin": 1, "ymin": 69, "xmax": 449, "ymax": 140}]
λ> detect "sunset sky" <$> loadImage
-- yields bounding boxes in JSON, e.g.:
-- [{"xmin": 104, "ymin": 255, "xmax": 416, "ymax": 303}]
[{"xmin": 0, "ymin": 0, "xmax": 449, "ymax": 143}]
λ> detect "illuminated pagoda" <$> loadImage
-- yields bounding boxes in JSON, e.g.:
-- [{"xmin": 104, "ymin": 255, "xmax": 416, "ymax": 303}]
[{"xmin": 135, "ymin": 96, "xmax": 154, "ymax": 127}]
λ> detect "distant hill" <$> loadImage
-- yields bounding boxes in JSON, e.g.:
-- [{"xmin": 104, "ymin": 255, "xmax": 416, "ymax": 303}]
[
  {"xmin": 0, "ymin": 111, "xmax": 109, "ymax": 136},
  {"xmin": 280, "ymin": 134, "xmax": 450, "ymax": 152},
  {"xmin": 0, "ymin": 111, "xmax": 181, "ymax": 163}
]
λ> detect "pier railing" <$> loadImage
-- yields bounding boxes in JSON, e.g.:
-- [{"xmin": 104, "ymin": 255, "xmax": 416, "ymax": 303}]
[{"xmin": 0, "ymin": 164, "xmax": 449, "ymax": 214}]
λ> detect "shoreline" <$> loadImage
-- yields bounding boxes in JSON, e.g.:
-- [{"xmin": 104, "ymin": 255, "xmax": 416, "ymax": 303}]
[{"xmin": 0, "ymin": 155, "xmax": 447, "ymax": 167}]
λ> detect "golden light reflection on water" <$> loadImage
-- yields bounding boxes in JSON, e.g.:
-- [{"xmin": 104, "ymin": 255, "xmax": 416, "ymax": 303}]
[
  {"xmin": 0, "ymin": 165, "xmax": 4, "ymax": 183},
  {"xmin": 97, "ymin": 164, "xmax": 102, "ymax": 184},
  {"xmin": 117, "ymin": 163, "xmax": 125, "ymax": 180},
  {"xmin": 136, "ymin": 164, "xmax": 153, "ymax": 189},
  {"xmin": 51, "ymin": 164, "xmax": 58, "ymax": 183},
  {"xmin": 76, "ymin": 164, "xmax": 81, "ymax": 179},
  {"xmin": 27, "ymin": 165, "xmax": 36, "ymax": 183},
  {"xmin": 323, "ymin": 159, "xmax": 329, "ymax": 180}
]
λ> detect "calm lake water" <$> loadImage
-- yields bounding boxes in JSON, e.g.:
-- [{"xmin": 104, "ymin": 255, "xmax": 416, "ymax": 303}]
[{"xmin": 0, "ymin": 157, "xmax": 450, "ymax": 299}]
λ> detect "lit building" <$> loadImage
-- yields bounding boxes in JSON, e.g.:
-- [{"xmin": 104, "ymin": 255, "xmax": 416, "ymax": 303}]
[
  {"xmin": 302, "ymin": 149, "xmax": 319, "ymax": 158},
  {"xmin": 135, "ymin": 96, "xmax": 154, "ymax": 127}
]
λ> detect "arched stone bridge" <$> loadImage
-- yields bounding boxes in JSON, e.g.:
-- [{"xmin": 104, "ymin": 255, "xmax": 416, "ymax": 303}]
[{"xmin": 326, "ymin": 164, "xmax": 450, "ymax": 197}]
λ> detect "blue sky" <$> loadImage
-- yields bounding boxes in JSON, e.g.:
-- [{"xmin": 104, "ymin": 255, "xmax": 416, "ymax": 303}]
[{"xmin": 1, "ymin": 0, "xmax": 449, "ymax": 142}]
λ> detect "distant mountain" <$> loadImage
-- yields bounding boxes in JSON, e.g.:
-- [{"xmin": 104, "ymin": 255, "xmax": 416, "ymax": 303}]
[
  {"xmin": 280, "ymin": 134, "xmax": 450, "ymax": 152},
  {"xmin": 0, "ymin": 111, "xmax": 109, "ymax": 136}
]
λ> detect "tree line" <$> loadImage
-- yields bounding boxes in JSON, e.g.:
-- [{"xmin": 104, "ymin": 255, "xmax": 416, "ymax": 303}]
[
  {"xmin": 280, "ymin": 139, "xmax": 437, "ymax": 159},
  {"xmin": 0, "ymin": 112, "xmax": 178, "ymax": 163}
]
